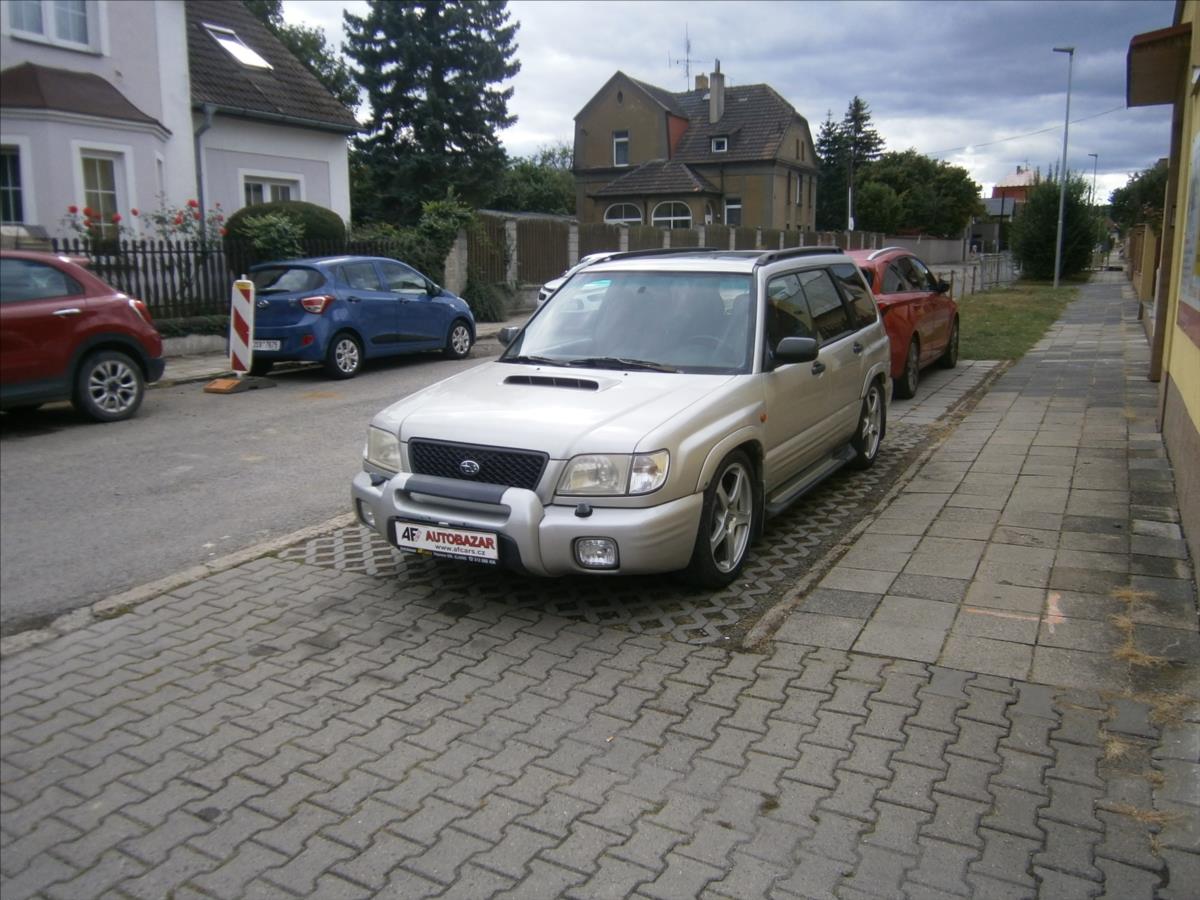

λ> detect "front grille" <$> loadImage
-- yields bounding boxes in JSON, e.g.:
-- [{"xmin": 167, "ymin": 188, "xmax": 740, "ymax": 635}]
[{"xmin": 408, "ymin": 438, "xmax": 548, "ymax": 491}]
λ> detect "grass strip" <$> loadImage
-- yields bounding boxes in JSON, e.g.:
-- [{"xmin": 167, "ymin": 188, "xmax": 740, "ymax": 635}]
[{"xmin": 957, "ymin": 280, "xmax": 1077, "ymax": 361}]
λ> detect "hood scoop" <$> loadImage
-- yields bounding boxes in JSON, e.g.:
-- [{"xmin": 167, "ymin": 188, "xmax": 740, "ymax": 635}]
[{"xmin": 504, "ymin": 374, "xmax": 600, "ymax": 391}]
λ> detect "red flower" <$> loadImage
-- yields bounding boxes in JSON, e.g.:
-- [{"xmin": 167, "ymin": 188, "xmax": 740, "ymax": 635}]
[
  {"xmin": 216, "ymin": 214, "xmax": 225, "ymax": 222},
  {"xmin": 187, "ymin": 199, "xmax": 199, "ymax": 208},
  {"xmin": 111, "ymin": 213, "xmax": 122, "ymax": 224},
  {"xmin": 83, "ymin": 207, "xmax": 96, "ymax": 218},
  {"xmin": 219, "ymin": 226, "xmax": 228, "ymax": 237},
  {"xmin": 193, "ymin": 210, "xmax": 201, "ymax": 220},
  {"xmin": 68, "ymin": 204, "xmax": 79, "ymax": 214},
  {"xmin": 82, "ymin": 218, "xmax": 92, "ymax": 227},
  {"xmin": 130, "ymin": 208, "xmax": 139, "ymax": 216},
  {"xmin": 174, "ymin": 214, "xmax": 184, "ymax": 225}
]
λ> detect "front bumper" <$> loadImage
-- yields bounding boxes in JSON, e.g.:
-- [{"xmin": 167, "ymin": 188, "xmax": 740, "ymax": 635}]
[{"xmin": 351, "ymin": 470, "xmax": 703, "ymax": 577}]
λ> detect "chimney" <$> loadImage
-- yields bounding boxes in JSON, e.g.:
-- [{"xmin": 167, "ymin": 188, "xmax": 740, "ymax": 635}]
[
  {"xmin": 695, "ymin": 72, "xmax": 709, "ymax": 91},
  {"xmin": 708, "ymin": 59, "xmax": 724, "ymax": 124}
]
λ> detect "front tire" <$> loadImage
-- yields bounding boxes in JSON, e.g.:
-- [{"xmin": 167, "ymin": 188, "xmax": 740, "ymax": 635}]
[
  {"xmin": 938, "ymin": 318, "xmax": 959, "ymax": 369},
  {"xmin": 74, "ymin": 350, "xmax": 144, "ymax": 422},
  {"xmin": 894, "ymin": 338, "xmax": 919, "ymax": 399},
  {"xmin": 324, "ymin": 332, "xmax": 363, "ymax": 379},
  {"xmin": 850, "ymin": 380, "xmax": 885, "ymax": 470},
  {"xmin": 682, "ymin": 450, "xmax": 758, "ymax": 588},
  {"xmin": 443, "ymin": 319, "xmax": 473, "ymax": 359}
]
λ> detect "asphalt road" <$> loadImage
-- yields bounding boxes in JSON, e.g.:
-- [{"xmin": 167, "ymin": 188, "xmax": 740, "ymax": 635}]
[{"xmin": 0, "ymin": 344, "xmax": 500, "ymax": 634}]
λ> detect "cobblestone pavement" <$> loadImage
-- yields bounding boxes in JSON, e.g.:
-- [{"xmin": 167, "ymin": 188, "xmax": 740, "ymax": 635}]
[{"xmin": 1, "ymin": 273, "xmax": 1197, "ymax": 898}]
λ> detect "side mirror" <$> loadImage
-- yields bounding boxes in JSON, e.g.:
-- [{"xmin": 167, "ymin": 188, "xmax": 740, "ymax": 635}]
[
  {"xmin": 936, "ymin": 279, "xmax": 950, "ymax": 294},
  {"xmin": 772, "ymin": 336, "xmax": 819, "ymax": 365},
  {"xmin": 498, "ymin": 326, "xmax": 521, "ymax": 346},
  {"xmin": 426, "ymin": 281, "xmax": 440, "ymax": 296}
]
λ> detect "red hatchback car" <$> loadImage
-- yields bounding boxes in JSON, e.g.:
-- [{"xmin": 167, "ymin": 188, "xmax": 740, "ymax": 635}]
[
  {"xmin": 847, "ymin": 247, "xmax": 959, "ymax": 399},
  {"xmin": 0, "ymin": 250, "xmax": 165, "ymax": 421}
]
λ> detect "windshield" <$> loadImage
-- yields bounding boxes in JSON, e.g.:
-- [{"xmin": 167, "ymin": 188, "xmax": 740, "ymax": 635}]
[{"xmin": 503, "ymin": 270, "xmax": 755, "ymax": 374}]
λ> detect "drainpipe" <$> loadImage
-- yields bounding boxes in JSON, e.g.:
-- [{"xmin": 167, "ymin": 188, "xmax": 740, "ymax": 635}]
[{"xmin": 193, "ymin": 103, "xmax": 215, "ymax": 242}]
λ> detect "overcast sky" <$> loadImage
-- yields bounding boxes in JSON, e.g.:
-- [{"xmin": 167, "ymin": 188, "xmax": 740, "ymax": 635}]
[{"xmin": 282, "ymin": 0, "xmax": 1175, "ymax": 201}]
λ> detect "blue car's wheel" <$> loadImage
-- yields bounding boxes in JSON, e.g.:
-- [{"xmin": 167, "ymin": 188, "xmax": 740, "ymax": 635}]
[
  {"xmin": 324, "ymin": 332, "xmax": 363, "ymax": 379},
  {"xmin": 443, "ymin": 319, "xmax": 473, "ymax": 359}
]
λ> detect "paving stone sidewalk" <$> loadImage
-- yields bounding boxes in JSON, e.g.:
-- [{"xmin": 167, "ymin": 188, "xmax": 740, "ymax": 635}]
[{"xmin": 1, "ymin": 272, "xmax": 1197, "ymax": 898}]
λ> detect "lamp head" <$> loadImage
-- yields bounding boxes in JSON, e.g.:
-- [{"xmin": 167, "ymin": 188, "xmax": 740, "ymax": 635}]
[{"xmin": 1053, "ymin": 46, "xmax": 1075, "ymax": 54}]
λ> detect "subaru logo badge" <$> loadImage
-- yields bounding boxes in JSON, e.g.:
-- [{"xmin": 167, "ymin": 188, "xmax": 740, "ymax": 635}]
[{"xmin": 459, "ymin": 459, "xmax": 481, "ymax": 477}]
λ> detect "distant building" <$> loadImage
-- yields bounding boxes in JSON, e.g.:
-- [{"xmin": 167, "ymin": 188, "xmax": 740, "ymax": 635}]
[
  {"xmin": 991, "ymin": 165, "xmax": 1037, "ymax": 203},
  {"xmin": 573, "ymin": 63, "xmax": 818, "ymax": 231}
]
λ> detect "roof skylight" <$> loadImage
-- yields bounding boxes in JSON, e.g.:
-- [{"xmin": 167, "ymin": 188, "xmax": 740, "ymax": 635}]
[{"xmin": 203, "ymin": 23, "xmax": 273, "ymax": 70}]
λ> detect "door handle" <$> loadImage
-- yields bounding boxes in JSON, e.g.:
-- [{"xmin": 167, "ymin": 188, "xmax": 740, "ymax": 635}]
[
  {"xmin": 811, "ymin": 361, "xmax": 826, "ymax": 375},
  {"xmin": 347, "ymin": 296, "xmax": 361, "ymax": 303},
  {"xmin": 852, "ymin": 342, "xmax": 864, "ymax": 354},
  {"xmin": 53, "ymin": 308, "xmax": 83, "ymax": 317}
]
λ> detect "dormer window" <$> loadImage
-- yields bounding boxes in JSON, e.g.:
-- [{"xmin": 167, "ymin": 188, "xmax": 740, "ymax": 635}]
[
  {"xmin": 711, "ymin": 136, "xmax": 729, "ymax": 153},
  {"xmin": 203, "ymin": 23, "xmax": 273, "ymax": 70}
]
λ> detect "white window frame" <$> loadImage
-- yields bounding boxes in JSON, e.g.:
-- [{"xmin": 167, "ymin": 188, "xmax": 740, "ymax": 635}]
[
  {"xmin": 239, "ymin": 169, "xmax": 304, "ymax": 209},
  {"xmin": 202, "ymin": 22, "xmax": 273, "ymax": 69},
  {"xmin": 711, "ymin": 136, "xmax": 728, "ymax": 153},
  {"xmin": 603, "ymin": 203, "xmax": 641, "ymax": 226},
  {"xmin": 795, "ymin": 173, "xmax": 801, "ymax": 206},
  {"xmin": 70, "ymin": 140, "xmax": 135, "ymax": 231},
  {"xmin": 651, "ymin": 201, "xmax": 691, "ymax": 229},
  {"xmin": 5, "ymin": 0, "xmax": 100, "ymax": 52},
  {"xmin": 724, "ymin": 197, "xmax": 742, "ymax": 227},
  {"xmin": 612, "ymin": 130, "xmax": 629, "ymax": 167},
  {"xmin": 0, "ymin": 136, "xmax": 36, "ymax": 225}
]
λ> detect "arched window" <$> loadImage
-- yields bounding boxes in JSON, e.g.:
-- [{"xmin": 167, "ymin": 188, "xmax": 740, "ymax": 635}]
[
  {"xmin": 603, "ymin": 203, "xmax": 642, "ymax": 225},
  {"xmin": 651, "ymin": 201, "xmax": 692, "ymax": 229}
]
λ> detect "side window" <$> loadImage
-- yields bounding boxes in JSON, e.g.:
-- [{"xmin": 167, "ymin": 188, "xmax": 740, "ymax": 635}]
[
  {"xmin": 907, "ymin": 256, "xmax": 938, "ymax": 290},
  {"xmin": 0, "ymin": 258, "xmax": 81, "ymax": 302},
  {"xmin": 896, "ymin": 256, "xmax": 934, "ymax": 291},
  {"xmin": 765, "ymin": 273, "xmax": 815, "ymax": 349},
  {"xmin": 379, "ymin": 261, "xmax": 427, "ymax": 292},
  {"xmin": 798, "ymin": 269, "xmax": 852, "ymax": 342},
  {"xmin": 831, "ymin": 264, "xmax": 878, "ymax": 330},
  {"xmin": 882, "ymin": 265, "xmax": 908, "ymax": 293},
  {"xmin": 340, "ymin": 262, "xmax": 382, "ymax": 291}
]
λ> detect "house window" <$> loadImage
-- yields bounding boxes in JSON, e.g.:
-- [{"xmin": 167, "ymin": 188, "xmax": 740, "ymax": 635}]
[
  {"xmin": 603, "ymin": 203, "xmax": 641, "ymax": 225},
  {"xmin": 724, "ymin": 197, "xmax": 742, "ymax": 227},
  {"xmin": 651, "ymin": 201, "xmax": 691, "ymax": 229},
  {"xmin": 795, "ymin": 173, "xmax": 802, "ymax": 206},
  {"xmin": 81, "ymin": 153, "xmax": 122, "ymax": 239},
  {"xmin": 1, "ymin": 147, "xmax": 23, "ymax": 224},
  {"xmin": 807, "ymin": 175, "xmax": 813, "ymax": 210},
  {"xmin": 203, "ymin": 23, "xmax": 273, "ymax": 69},
  {"xmin": 613, "ymin": 130, "xmax": 629, "ymax": 167},
  {"xmin": 711, "ymin": 136, "xmax": 728, "ymax": 153},
  {"xmin": 244, "ymin": 178, "xmax": 298, "ymax": 206},
  {"xmin": 9, "ymin": 0, "xmax": 95, "ymax": 49}
]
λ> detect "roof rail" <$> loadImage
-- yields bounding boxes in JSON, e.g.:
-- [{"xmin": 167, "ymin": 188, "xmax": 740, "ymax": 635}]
[
  {"xmin": 597, "ymin": 246, "xmax": 720, "ymax": 262},
  {"xmin": 754, "ymin": 246, "xmax": 843, "ymax": 266},
  {"xmin": 867, "ymin": 245, "xmax": 907, "ymax": 261}
]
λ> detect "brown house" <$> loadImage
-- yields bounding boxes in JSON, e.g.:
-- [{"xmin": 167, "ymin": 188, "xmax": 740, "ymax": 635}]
[{"xmin": 573, "ymin": 63, "xmax": 818, "ymax": 230}]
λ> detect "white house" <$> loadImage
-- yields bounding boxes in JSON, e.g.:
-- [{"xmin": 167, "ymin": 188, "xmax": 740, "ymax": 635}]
[{"xmin": 0, "ymin": 0, "xmax": 356, "ymax": 238}]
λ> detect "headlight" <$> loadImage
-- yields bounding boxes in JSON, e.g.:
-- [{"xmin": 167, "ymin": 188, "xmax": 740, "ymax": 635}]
[
  {"xmin": 558, "ymin": 451, "xmax": 669, "ymax": 496},
  {"xmin": 365, "ymin": 426, "xmax": 401, "ymax": 473}
]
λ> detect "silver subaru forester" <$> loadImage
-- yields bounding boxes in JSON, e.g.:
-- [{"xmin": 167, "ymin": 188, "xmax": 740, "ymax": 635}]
[{"xmin": 352, "ymin": 246, "xmax": 890, "ymax": 588}]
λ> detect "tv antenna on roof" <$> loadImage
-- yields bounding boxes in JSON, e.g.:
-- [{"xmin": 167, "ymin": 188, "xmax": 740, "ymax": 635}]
[{"xmin": 668, "ymin": 24, "xmax": 702, "ymax": 88}]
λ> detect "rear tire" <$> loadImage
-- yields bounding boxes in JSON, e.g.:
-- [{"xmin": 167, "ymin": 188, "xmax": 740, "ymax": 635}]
[
  {"xmin": 850, "ymin": 380, "xmax": 885, "ymax": 470},
  {"xmin": 682, "ymin": 450, "xmax": 758, "ymax": 588},
  {"xmin": 894, "ymin": 338, "xmax": 919, "ymax": 399},
  {"xmin": 74, "ymin": 350, "xmax": 144, "ymax": 422},
  {"xmin": 443, "ymin": 319, "xmax": 473, "ymax": 359},
  {"xmin": 938, "ymin": 318, "xmax": 959, "ymax": 369},
  {"xmin": 324, "ymin": 332, "xmax": 363, "ymax": 379}
]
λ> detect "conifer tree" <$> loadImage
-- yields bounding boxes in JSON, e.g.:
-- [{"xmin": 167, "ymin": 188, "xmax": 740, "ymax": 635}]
[{"xmin": 344, "ymin": 0, "xmax": 520, "ymax": 222}]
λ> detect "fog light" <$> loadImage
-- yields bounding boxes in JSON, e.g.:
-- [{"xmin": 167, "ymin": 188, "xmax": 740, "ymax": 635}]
[
  {"xmin": 574, "ymin": 537, "xmax": 618, "ymax": 569},
  {"xmin": 357, "ymin": 499, "xmax": 376, "ymax": 528}
]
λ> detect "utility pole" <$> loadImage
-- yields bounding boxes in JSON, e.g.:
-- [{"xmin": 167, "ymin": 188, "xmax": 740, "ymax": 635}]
[
  {"xmin": 1052, "ymin": 46, "xmax": 1074, "ymax": 289},
  {"xmin": 1088, "ymin": 153, "xmax": 1099, "ymax": 206}
]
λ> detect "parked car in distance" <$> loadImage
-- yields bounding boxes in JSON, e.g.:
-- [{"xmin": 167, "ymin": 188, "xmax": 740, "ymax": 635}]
[
  {"xmin": 1, "ymin": 250, "xmax": 164, "ymax": 422},
  {"xmin": 537, "ymin": 252, "xmax": 615, "ymax": 304},
  {"xmin": 353, "ymin": 246, "xmax": 890, "ymax": 587},
  {"xmin": 847, "ymin": 247, "xmax": 959, "ymax": 399},
  {"xmin": 247, "ymin": 256, "xmax": 476, "ymax": 379}
]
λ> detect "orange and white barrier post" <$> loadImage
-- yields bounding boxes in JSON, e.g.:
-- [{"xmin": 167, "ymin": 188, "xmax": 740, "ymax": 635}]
[{"xmin": 229, "ymin": 278, "xmax": 255, "ymax": 374}]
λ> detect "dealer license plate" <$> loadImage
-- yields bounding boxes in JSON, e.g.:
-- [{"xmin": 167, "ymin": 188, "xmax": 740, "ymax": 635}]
[
  {"xmin": 392, "ymin": 520, "xmax": 498, "ymax": 564},
  {"xmin": 252, "ymin": 340, "xmax": 280, "ymax": 351}
]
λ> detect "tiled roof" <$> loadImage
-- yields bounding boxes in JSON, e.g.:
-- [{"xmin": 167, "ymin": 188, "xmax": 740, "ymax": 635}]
[
  {"xmin": 628, "ymin": 76, "xmax": 687, "ymax": 118},
  {"xmin": 592, "ymin": 161, "xmax": 720, "ymax": 197},
  {"xmin": 186, "ymin": 0, "xmax": 357, "ymax": 132},
  {"xmin": 0, "ymin": 63, "xmax": 166, "ymax": 131},
  {"xmin": 671, "ymin": 83, "xmax": 800, "ymax": 164}
]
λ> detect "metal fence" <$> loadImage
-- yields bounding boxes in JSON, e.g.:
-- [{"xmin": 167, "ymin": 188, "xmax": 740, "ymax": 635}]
[
  {"xmin": 466, "ymin": 216, "xmax": 508, "ymax": 284},
  {"xmin": 579, "ymin": 223, "xmax": 622, "ymax": 257}
]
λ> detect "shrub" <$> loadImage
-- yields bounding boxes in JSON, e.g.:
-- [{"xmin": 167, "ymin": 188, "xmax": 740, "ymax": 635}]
[
  {"xmin": 461, "ymin": 278, "xmax": 510, "ymax": 322},
  {"xmin": 155, "ymin": 315, "xmax": 229, "ymax": 338},
  {"xmin": 225, "ymin": 200, "xmax": 346, "ymax": 243},
  {"xmin": 239, "ymin": 213, "xmax": 305, "ymax": 262}
]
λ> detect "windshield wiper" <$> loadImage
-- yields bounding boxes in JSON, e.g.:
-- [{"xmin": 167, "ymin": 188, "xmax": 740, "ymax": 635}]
[
  {"xmin": 565, "ymin": 357, "xmax": 679, "ymax": 373},
  {"xmin": 502, "ymin": 354, "xmax": 571, "ymax": 367}
]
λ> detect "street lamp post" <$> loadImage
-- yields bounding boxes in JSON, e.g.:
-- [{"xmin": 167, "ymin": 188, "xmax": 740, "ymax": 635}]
[
  {"xmin": 1088, "ymin": 153, "xmax": 1099, "ymax": 207},
  {"xmin": 1052, "ymin": 46, "xmax": 1074, "ymax": 290}
]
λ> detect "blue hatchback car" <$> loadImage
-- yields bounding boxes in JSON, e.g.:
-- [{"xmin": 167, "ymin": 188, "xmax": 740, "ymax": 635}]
[{"xmin": 247, "ymin": 256, "xmax": 476, "ymax": 379}]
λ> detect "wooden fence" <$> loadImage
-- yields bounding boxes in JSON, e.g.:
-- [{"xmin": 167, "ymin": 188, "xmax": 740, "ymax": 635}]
[{"xmin": 515, "ymin": 218, "xmax": 569, "ymax": 283}]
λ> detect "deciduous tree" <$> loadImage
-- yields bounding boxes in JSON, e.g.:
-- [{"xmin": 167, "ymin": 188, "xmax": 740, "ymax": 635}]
[{"xmin": 1109, "ymin": 160, "xmax": 1168, "ymax": 234}]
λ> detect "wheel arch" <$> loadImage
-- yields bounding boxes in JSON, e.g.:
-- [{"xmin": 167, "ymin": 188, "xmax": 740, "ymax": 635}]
[{"xmin": 69, "ymin": 334, "xmax": 153, "ymax": 383}]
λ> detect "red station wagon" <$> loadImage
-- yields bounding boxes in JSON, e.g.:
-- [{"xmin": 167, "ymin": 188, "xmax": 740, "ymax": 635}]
[
  {"xmin": 0, "ymin": 250, "xmax": 165, "ymax": 422},
  {"xmin": 848, "ymin": 247, "xmax": 959, "ymax": 399}
]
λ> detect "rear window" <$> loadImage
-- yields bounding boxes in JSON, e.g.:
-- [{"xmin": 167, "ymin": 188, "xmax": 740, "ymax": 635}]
[{"xmin": 252, "ymin": 267, "xmax": 326, "ymax": 294}]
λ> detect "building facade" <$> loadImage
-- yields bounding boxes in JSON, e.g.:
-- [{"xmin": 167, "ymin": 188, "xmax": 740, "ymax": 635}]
[{"xmin": 573, "ymin": 64, "xmax": 818, "ymax": 232}]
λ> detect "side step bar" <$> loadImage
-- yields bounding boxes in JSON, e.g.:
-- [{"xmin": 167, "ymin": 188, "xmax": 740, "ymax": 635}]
[{"xmin": 764, "ymin": 445, "xmax": 856, "ymax": 517}]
